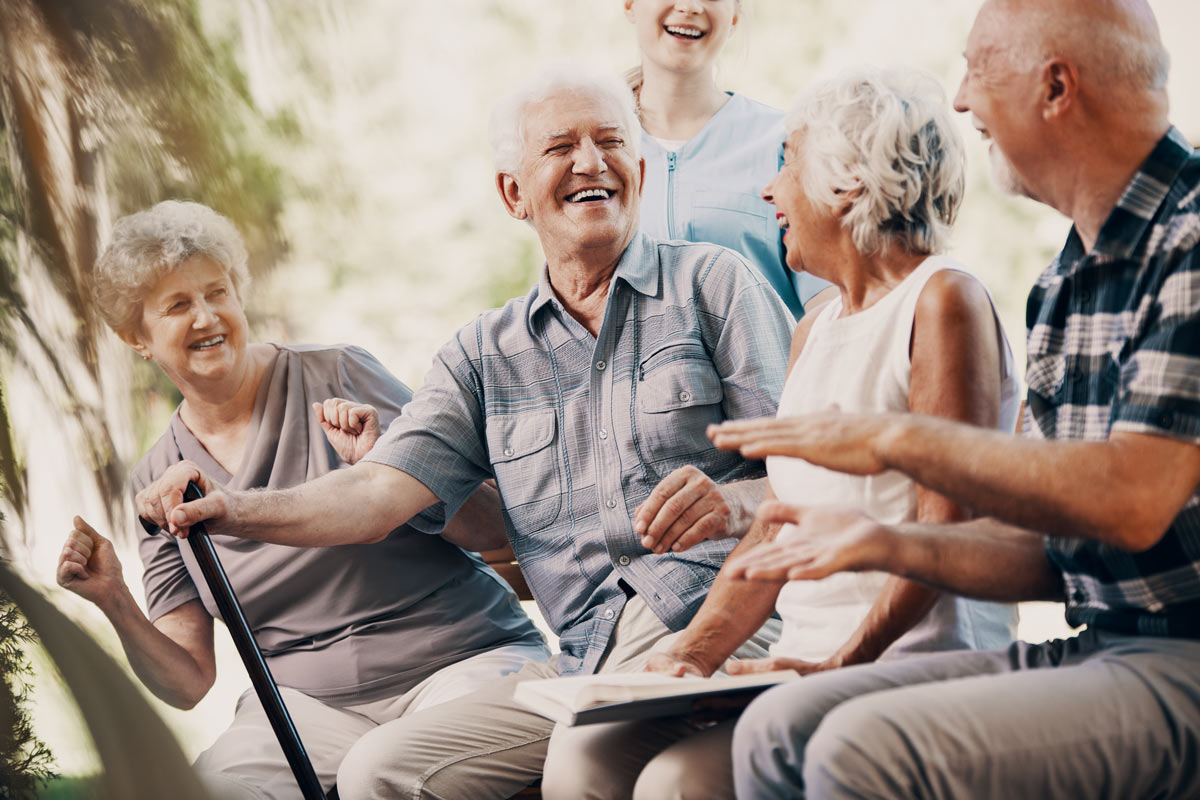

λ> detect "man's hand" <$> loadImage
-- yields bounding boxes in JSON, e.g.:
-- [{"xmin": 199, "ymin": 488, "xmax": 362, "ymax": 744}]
[
  {"xmin": 56, "ymin": 516, "xmax": 127, "ymax": 610},
  {"xmin": 725, "ymin": 502, "xmax": 898, "ymax": 582},
  {"xmin": 635, "ymin": 466, "xmax": 758, "ymax": 554},
  {"xmin": 134, "ymin": 460, "xmax": 231, "ymax": 538},
  {"xmin": 707, "ymin": 411, "xmax": 902, "ymax": 476},
  {"xmin": 726, "ymin": 655, "xmax": 836, "ymax": 677},
  {"xmin": 644, "ymin": 649, "xmax": 713, "ymax": 678},
  {"xmin": 314, "ymin": 398, "xmax": 382, "ymax": 465}
]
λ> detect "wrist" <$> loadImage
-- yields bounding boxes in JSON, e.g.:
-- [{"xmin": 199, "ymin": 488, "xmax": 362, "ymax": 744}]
[
  {"xmin": 97, "ymin": 583, "xmax": 141, "ymax": 623},
  {"xmin": 874, "ymin": 413, "xmax": 916, "ymax": 471}
]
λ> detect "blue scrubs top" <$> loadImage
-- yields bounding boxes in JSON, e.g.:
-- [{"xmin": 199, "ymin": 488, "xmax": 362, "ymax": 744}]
[{"xmin": 639, "ymin": 93, "xmax": 830, "ymax": 320}]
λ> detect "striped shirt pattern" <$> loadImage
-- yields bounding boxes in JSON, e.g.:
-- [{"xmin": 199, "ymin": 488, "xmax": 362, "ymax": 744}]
[
  {"xmin": 366, "ymin": 233, "xmax": 793, "ymax": 673},
  {"xmin": 1033, "ymin": 127, "xmax": 1200, "ymax": 637}
]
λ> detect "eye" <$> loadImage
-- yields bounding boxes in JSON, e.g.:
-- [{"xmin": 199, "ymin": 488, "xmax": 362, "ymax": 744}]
[
  {"xmin": 601, "ymin": 138, "xmax": 624, "ymax": 148},
  {"xmin": 207, "ymin": 287, "xmax": 228, "ymax": 299},
  {"xmin": 167, "ymin": 301, "xmax": 188, "ymax": 314},
  {"xmin": 545, "ymin": 143, "xmax": 571, "ymax": 155}
]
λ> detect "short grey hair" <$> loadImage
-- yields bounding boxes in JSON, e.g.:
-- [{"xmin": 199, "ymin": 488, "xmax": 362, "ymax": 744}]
[
  {"xmin": 786, "ymin": 67, "xmax": 965, "ymax": 256},
  {"xmin": 93, "ymin": 201, "xmax": 250, "ymax": 337},
  {"xmin": 489, "ymin": 62, "xmax": 641, "ymax": 175}
]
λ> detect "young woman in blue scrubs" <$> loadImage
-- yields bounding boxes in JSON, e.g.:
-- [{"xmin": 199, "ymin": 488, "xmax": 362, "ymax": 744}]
[{"xmin": 624, "ymin": 0, "xmax": 830, "ymax": 319}]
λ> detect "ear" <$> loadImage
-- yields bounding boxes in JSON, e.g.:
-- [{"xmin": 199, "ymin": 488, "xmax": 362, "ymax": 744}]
[
  {"xmin": 118, "ymin": 328, "xmax": 151, "ymax": 360},
  {"xmin": 833, "ymin": 183, "xmax": 863, "ymax": 218},
  {"xmin": 1040, "ymin": 58, "xmax": 1078, "ymax": 121},
  {"xmin": 496, "ymin": 172, "xmax": 528, "ymax": 221},
  {"xmin": 624, "ymin": 0, "xmax": 636, "ymax": 23}
]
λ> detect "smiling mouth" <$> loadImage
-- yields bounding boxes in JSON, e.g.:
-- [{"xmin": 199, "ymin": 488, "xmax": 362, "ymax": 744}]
[
  {"xmin": 567, "ymin": 188, "xmax": 613, "ymax": 203},
  {"xmin": 665, "ymin": 25, "xmax": 704, "ymax": 39},
  {"xmin": 189, "ymin": 335, "xmax": 226, "ymax": 350},
  {"xmin": 776, "ymin": 214, "xmax": 790, "ymax": 231}
]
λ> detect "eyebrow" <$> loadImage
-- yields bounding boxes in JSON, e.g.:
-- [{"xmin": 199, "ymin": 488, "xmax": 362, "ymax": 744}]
[{"xmin": 539, "ymin": 123, "xmax": 625, "ymax": 144}]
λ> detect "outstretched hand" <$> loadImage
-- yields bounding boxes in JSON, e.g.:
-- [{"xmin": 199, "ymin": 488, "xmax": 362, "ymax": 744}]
[
  {"xmin": 707, "ymin": 410, "xmax": 900, "ymax": 476},
  {"xmin": 724, "ymin": 502, "xmax": 898, "ymax": 583},
  {"xmin": 56, "ymin": 516, "xmax": 127, "ymax": 608},
  {"xmin": 314, "ymin": 397, "xmax": 382, "ymax": 465}
]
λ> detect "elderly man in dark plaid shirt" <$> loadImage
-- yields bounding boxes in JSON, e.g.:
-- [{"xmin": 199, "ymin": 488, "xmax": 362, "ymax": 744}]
[{"xmin": 705, "ymin": 0, "xmax": 1200, "ymax": 798}]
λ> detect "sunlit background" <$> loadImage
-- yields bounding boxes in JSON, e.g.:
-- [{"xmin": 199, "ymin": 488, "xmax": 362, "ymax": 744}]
[{"xmin": 1, "ymin": 0, "xmax": 1198, "ymax": 789}]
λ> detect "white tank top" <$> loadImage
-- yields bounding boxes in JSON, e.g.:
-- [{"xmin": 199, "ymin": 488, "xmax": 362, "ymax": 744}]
[{"xmin": 768, "ymin": 255, "xmax": 1020, "ymax": 663}]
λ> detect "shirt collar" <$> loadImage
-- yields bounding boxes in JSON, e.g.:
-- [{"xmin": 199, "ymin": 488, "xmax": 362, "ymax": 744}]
[
  {"xmin": 525, "ymin": 231, "xmax": 659, "ymax": 333},
  {"xmin": 1075, "ymin": 126, "xmax": 1193, "ymax": 265}
]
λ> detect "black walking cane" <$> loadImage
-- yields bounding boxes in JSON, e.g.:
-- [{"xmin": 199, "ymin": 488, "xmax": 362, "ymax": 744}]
[{"xmin": 140, "ymin": 481, "xmax": 329, "ymax": 800}]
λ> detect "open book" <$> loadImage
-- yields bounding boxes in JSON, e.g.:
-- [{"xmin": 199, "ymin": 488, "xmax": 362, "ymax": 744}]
[{"xmin": 514, "ymin": 669, "xmax": 799, "ymax": 726}]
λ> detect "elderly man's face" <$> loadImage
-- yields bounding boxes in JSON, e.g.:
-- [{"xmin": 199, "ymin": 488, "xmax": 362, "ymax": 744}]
[
  {"xmin": 953, "ymin": 0, "xmax": 1039, "ymax": 200},
  {"xmin": 503, "ymin": 88, "xmax": 643, "ymax": 260}
]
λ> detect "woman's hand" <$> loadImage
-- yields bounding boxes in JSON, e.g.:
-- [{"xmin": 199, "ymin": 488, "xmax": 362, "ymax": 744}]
[
  {"xmin": 314, "ymin": 397, "xmax": 382, "ymax": 465},
  {"xmin": 726, "ymin": 654, "xmax": 837, "ymax": 677},
  {"xmin": 134, "ymin": 460, "xmax": 228, "ymax": 538},
  {"xmin": 724, "ymin": 502, "xmax": 898, "ymax": 582},
  {"xmin": 56, "ymin": 516, "xmax": 127, "ymax": 610}
]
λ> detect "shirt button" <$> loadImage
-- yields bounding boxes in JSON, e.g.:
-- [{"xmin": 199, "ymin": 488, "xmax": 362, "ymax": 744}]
[
  {"xmin": 606, "ymin": 497, "xmax": 617, "ymax": 509},
  {"xmin": 503, "ymin": 447, "xmax": 514, "ymax": 457},
  {"xmin": 618, "ymin": 555, "xmax": 631, "ymax": 566},
  {"xmin": 599, "ymin": 428, "xmax": 608, "ymax": 440},
  {"xmin": 603, "ymin": 608, "xmax": 615, "ymax": 620},
  {"xmin": 596, "ymin": 360, "xmax": 606, "ymax": 371},
  {"xmin": 1160, "ymin": 411, "xmax": 1175, "ymax": 428},
  {"xmin": 678, "ymin": 391, "xmax": 691, "ymax": 402}
]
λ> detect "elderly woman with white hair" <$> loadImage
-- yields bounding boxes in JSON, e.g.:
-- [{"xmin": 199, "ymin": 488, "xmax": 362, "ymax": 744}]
[
  {"xmin": 618, "ymin": 67, "xmax": 1021, "ymax": 799},
  {"xmin": 54, "ymin": 200, "xmax": 547, "ymax": 798}
]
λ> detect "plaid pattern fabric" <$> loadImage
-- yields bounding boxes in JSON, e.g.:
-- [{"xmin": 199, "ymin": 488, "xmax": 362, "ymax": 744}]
[
  {"xmin": 1032, "ymin": 127, "xmax": 1200, "ymax": 637},
  {"xmin": 366, "ymin": 233, "xmax": 793, "ymax": 673}
]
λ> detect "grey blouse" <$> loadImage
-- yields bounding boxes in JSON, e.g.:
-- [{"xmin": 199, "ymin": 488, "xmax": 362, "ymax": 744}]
[{"xmin": 133, "ymin": 343, "xmax": 544, "ymax": 705}]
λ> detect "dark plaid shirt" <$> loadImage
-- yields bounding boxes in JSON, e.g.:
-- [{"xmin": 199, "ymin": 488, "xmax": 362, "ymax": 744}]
[{"xmin": 1030, "ymin": 127, "xmax": 1200, "ymax": 637}]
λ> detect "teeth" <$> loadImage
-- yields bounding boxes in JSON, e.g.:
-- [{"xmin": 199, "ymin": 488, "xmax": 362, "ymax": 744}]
[
  {"xmin": 666, "ymin": 25, "xmax": 703, "ymax": 38},
  {"xmin": 569, "ymin": 188, "xmax": 612, "ymax": 203},
  {"xmin": 191, "ymin": 335, "xmax": 225, "ymax": 349},
  {"xmin": 777, "ymin": 216, "xmax": 789, "ymax": 231}
]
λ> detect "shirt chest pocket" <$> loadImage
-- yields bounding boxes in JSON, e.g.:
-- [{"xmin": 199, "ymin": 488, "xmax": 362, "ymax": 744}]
[
  {"xmin": 635, "ymin": 342, "xmax": 725, "ymax": 465},
  {"xmin": 487, "ymin": 409, "xmax": 562, "ymax": 534}
]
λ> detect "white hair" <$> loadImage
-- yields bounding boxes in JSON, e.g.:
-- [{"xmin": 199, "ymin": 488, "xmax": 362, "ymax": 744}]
[
  {"xmin": 489, "ymin": 62, "xmax": 641, "ymax": 175},
  {"xmin": 93, "ymin": 200, "xmax": 250, "ymax": 337},
  {"xmin": 785, "ymin": 67, "xmax": 966, "ymax": 256}
]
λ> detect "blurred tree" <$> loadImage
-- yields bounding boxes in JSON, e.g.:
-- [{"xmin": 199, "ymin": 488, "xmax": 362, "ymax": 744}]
[
  {"xmin": 0, "ymin": 0, "xmax": 285, "ymax": 542},
  {"xmin": 0, "ymin": 588, "xmax": 56, "ymax": 799}
]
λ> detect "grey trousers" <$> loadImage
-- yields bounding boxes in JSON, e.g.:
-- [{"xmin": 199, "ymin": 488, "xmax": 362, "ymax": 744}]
[
  {"xmin": 336, "ymin": 595, "xmax": 779, "ymax": 800},
  {"xmin": 732, "ymin": 628, "xmax": 1200, "ymax": 799}
]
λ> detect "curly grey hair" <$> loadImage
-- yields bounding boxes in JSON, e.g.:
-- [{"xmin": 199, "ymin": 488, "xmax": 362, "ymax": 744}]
[
  {"xmin": 786, "ymin": 67, "xmax": 966, "ymax": 256},
  {"xmin": 93, "ymin": 201, "xmax": 250, "ymax": 337},
  {"xmin": 489, "ymin": 61, "xmax": 641, "ymax": 175}
]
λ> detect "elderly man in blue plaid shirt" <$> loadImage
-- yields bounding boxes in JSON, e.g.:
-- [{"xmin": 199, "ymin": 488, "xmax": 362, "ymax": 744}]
[
  {"xmin": 707, "ymin": 0, "xmax": 1200, "ymax": 798},
  {"xmin": 139, "ymin": 64, "xmax": 795, "ymax": 798}
]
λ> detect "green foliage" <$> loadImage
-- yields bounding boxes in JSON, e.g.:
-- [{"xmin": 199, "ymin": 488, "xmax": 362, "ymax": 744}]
[{"xmin": 0, "ymin": 592, "xmax": 56, "ymax": 799}]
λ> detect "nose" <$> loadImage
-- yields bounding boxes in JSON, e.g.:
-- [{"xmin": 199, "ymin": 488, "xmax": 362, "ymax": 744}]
[
  {"xmin": 572, "ymin": 138, "xmax": 608, "ymax": 175},
  {"xmin": 761, "ymin": 174, "xmax": 776, "ymax": 205},
  {"xmin": 192, "ymin": 299, "xmax": 218, "ymax": 329},
  {"xmin": 952, "ymin": 74, "xmax": 969, "ymax": 114},
  {"xmin": 673, "ymin": 0, "xmax": 701, "ymax": 12}
]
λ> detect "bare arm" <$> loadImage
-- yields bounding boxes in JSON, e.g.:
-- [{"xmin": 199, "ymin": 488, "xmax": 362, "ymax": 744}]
[
  {"xmin": 710, "ymin": 410, "xmax": 1200, "ymax": 554},
  {"xmin": 138, "ymin": 460, "xmax": 438, "ymax": 546},
  {"xmin": 728, "ymin": 505, "xmax": 1063, "ymax": 603},
  {"xmin": 57, "ymin": 517, "xmax": 215, "ymax": 708}
]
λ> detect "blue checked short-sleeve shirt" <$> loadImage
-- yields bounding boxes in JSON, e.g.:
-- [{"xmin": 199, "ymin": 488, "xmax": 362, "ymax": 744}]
[
  {"xmin": 365, "ymin": 232, "xmax": 793, "ymax": 673},
  {"xmin": 1029, "ymin": 127, "xmax": 1200, "ymax": 637}
]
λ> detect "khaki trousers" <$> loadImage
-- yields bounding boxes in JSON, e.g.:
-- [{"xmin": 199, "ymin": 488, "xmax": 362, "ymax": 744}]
[
  {"xmin": 194, "ymin": 642, "xmax": 548, "ymax": 800},
  {"xmin": 335, "ymin": 595, "xmax": 779, "ymax": 800}
]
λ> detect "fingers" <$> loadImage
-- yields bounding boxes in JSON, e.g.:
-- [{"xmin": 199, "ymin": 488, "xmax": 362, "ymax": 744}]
[
  {"xmin": 315, "ymin": 398, "xmax": 376, "ymax": 435},
  {"xmin": 135, "ymin": 461, "xmax": 205, "ymax": 533},
  {"xmin": 725, "ymin": 657, "xmax": 778, "ymax": 675},
  {"xmin": 644, "ymin": 652, "xmax": 705, "ymax": 677},
  {"xmin": 637, "ymin": 467, "xmax": 731, "ymax": 554},
  {"xmin": 634, "ymin": 466, "xmax": 695, "ymax": 535},
  {"xmin": 754, "ymin": 500, "xmax": 806, "ymax": 529},
  {"xmin": 724, "ymin": 541, "xmax": 808, "ymax": 582},
  {"xmin": 706, "ymin": 418, "xmax": 780, "ymax": 451},
  {"xmin": 167, "ymin": 493, "xmax": 228, "ymax": 537}
]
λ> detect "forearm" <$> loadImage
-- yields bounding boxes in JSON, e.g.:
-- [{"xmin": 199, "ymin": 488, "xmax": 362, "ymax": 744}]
[
  {"xmin": 220, "ymin": 462, "xmax": 434, "ymax": 546},
  {"xmin": 889, "ymin": 517, "xmax": 1063, "ymax": 602},
  {"xmin": 99, "ymin": 592, "xmax": 212, "ymax": 709},
  {"xmin": 668, "ymin": 522, "xmax": 782, "ymax": 675},
  {"xmin": 721, "ymin": 477, "xmax": 766, "ymax": 538},
  {"xmin": 880, "ymin": 416, "xmax": 1191, "ymax": 551},
  {"xmin": 829, "ymin": 577, "xmax": 941, "ymax": 667}
]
